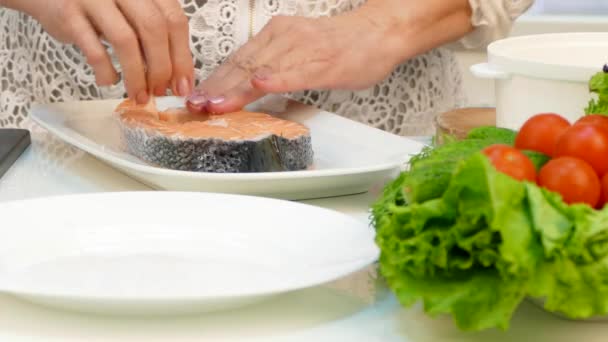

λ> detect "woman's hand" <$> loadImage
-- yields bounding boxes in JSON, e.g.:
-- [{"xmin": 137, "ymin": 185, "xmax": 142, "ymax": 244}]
[
  {"xmin": 186, "ymin": 11, "xmax": 402, "ymax": 113},
  {"xmin": 186, "ymin": 0, "xmax": 473, "ymax": 114},
  {"xmin": 3, "ymin": 0, "xmax": 194, "ymax": 103}
]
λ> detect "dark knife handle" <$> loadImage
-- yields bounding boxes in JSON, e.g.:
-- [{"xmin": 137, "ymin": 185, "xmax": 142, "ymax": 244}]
[{"xmin": 0, "ymin": 129, "xmax": 31, "ymax": 179}]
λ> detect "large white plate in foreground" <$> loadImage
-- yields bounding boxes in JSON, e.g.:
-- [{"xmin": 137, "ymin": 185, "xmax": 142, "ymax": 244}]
[
  {"xmin": 30, "ymin": 96, "xmax": 425, "ymax": 200},
  {"xmin": 0, "ymin": 192, "xmax": 379, "ymax": 316}
]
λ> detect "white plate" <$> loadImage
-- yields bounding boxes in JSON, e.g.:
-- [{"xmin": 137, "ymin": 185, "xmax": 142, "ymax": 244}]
[
  {"xmin": 30, "ymin": 96, "xmax": 424, "ymax": 200},
  {"xmin": 0, "ymin": 191, "xmax": 378, "ymax": 316}
]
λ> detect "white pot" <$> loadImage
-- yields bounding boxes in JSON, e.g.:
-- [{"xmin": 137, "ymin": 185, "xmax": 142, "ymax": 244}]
[{"xmin": 471, "ymin": 32, "xmax": 608, "ymax": 130}]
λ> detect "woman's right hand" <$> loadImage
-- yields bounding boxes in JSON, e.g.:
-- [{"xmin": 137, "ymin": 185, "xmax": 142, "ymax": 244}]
[{"xmin": 4, "ymin": 0, "xmax": 194, "ymax": 103}]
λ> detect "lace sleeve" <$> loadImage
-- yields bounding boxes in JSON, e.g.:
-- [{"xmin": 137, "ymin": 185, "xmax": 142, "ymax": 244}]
[{"xmin": 458, "ymin": 0, "xmax": 534, "ymax": 49}]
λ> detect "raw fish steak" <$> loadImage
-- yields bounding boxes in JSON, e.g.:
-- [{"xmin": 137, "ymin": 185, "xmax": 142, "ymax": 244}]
[{"xmin": 115, "ymin": 98, "xmax": 313, "ymax": 173}]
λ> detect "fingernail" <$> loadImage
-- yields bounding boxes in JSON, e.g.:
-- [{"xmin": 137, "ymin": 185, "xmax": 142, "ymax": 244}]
[
  {"xmin": 188, "ymin": 101, "xmax": 207, "ymax": 112},
  {"xmin": 187, "ymin": 93, "xmax": 207, "ymax": 105},
  {"xmin": 208, "ymin": 96, "xmax": 225, "ymax": 105},
  {"xmin": 178, "ymin": 77, "xmax": 192, "ymax": 96},
  {"xmin": 136, "ymin": 90, "xmax": 149, "ymax": 104}
]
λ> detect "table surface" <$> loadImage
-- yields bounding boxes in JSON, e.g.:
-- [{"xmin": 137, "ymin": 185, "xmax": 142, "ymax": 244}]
[{"xmin": 1, "ymin": 129, "xmax": 607, "ymax": 342}]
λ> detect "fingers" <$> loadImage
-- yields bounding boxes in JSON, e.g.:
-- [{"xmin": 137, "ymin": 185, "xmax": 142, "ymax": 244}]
[
  {"xmin": 199, "ymin": 26, "xmax": 274, "ymax": 92},
  {"xmin": 188, "ymin": 54, "xmax": 261, "ymax": 113},
  {"xmin": 68, "ymin": 12, "xmax": 119, "ymax": 86},
  {"xmin": 206, "ymin": 52, "xmax": 329, "ymax": 113},
  {"xmin": 203, "ymin": 59, "xmax": 252, "ymax": 101},
  {"xmin": 154, "ymin": 0, "xmax": 194, "ymax": 96},
  {"xmin": 204, "ymin": 82, "xmax": 266, "ymax": 113},
  {"xmin": 116, "ymin": 0, "xmax": 172, "ymax": 97},
  {"xmin": 84, "ymin": 0, "xmax": 148, "ymax": 103},
  {"xmin": 186, "ymin": 16, "xmax": 339, "ymax": 114},
  {"xmin": 205, "ymin": 34, "xmax": 327, "ymax": 112},
  {"xmin": 185, "ymin": 53, "xmax": 252, "ymax": 113},
  {"xmin": 251, "ymin": 62, "xmax": 327, "ymax": 93},
  {"xmin": 186, "ymin": 20, "xmax": 286, "ymax": 113},
  {"xmin": 190, "ymin": 21, "xmax": 276, "ymax": 102}
]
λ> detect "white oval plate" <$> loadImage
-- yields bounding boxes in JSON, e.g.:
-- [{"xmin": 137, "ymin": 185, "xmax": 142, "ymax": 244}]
[
  {"xmin": 29, "ymin": 96, "xmax": 425, "ymax": 200},
  {"xmin": 0, "ymin": 192, "xmax": 379, "ymax": 316}
]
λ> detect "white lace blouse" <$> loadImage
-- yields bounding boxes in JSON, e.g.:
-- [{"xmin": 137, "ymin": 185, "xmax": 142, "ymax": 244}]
[{"xmin": 0, "ymin": 0, "xmax": 533, "ymax": 136}]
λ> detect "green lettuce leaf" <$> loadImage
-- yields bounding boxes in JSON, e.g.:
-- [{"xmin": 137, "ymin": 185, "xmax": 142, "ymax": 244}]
[
  {"xmin": 374, "ymin": 152, "xmax": 608, "ymax": 331},
  {"xmin": 527, "ymin": 192, "xmax": 608, "ymax": 318},
  {"xmin": 381, "ymin": 267, "xmax": 525, "ymax": 331},
  {"xmin": 375, "ymin": 154, "xmax": 541, "ymax": 331},
  {"xmin": 585, "ymin": 71, "xmax": 608, "ymax": 115}
]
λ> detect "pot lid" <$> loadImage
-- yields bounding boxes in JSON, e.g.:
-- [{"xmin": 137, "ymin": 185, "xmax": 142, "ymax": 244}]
[{"xmin": 487, "ymin": 32, "xmax": 608, "ymax": 82}]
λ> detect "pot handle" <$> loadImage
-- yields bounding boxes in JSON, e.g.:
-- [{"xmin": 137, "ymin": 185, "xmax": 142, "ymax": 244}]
[{"xmin": 470, "ymin": 63, "xmax": 510, "ymax": 80}]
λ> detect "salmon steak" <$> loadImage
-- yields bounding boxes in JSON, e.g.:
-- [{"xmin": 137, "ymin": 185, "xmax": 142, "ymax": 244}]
[{"xmin": 115, "ymin": 98, "xmax": 314, "ymax": 173}]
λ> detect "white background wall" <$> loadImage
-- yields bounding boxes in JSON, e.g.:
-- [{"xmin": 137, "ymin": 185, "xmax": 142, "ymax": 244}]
[{"xmin": 529, "ymin": 0, "xmax": 608, "ymax": 14}]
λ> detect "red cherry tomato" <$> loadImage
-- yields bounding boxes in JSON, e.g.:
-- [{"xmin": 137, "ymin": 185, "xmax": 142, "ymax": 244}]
[
  {"xmin": 575, "ymin": 114, "xmax": 608, "ymax": 128},
  {"xmin": 554, "ymin": 124, "xmax": 608, "ymax": 177},
  {"xmin": 538, "ymin": 157, "xmax": 601, "ymax": 207},
  {"xmin": 574, "ymin": 115, "xmax": 608, "ymax": 136},
  {"xmin": 482, "ymin": 144, "xmax": 537, "ymax": 182},
  {"xmin": 515, "ymin": 113, "xmax": 571, "ymax": 157}
]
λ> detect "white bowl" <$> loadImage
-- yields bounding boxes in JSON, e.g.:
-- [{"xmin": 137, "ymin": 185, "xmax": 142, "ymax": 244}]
[{"xmin": 471, "ymin": 32, "xmax": 608, "ymax": 129}]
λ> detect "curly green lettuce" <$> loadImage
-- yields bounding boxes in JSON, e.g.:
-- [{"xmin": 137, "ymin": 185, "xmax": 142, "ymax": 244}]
[
  {"xmin": 373, "ymin": 153, "xmax": 608, "ymax": 331},
  {"xmin": 585, "ymin": 70, "xmax": 608, "ymax": 115}
]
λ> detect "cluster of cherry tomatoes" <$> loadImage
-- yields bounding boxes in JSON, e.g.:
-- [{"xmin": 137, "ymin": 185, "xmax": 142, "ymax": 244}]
[{"xmin": 482, "ymin": 113, "xmax": 608, "ymax": 208}]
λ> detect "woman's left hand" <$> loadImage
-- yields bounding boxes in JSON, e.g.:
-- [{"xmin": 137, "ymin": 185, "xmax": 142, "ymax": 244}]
[
  {"xmin": 186, "ymin": 0, "xmax": 474, "ymax": 114},
  {"xmin": 186, "ymin": 6, "xmax": 405, "ymax": 113}
]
